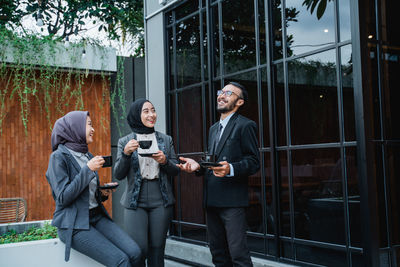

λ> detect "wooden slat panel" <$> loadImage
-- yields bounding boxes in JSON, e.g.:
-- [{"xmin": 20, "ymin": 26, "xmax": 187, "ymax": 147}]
[{"xmin": 0, "ymin": 70, "xmax": 112, "ymax": 221}]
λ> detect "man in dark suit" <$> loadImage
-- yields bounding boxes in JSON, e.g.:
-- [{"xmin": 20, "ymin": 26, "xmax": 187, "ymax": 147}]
[{"xmin": 177, "ymin": 82, "xmax": 260, "ymax": 267}]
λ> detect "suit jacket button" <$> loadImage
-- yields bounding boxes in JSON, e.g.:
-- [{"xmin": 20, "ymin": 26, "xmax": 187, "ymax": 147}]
[{"xmin": 223, "ymin": 156, "xmax": 227, "ymax": 160}]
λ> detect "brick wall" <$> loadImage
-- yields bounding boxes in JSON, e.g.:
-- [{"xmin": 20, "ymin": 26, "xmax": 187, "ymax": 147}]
[{"xmin": 0, "ymin": 70, "xmax": 113, "ymax": 221}]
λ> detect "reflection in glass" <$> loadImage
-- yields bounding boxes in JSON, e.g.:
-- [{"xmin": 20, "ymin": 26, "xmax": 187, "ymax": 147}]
[
  {"xmin": 338, "ymin": 0, "xmax": 351, "ymax": 41},
  {"xmin": 346, "ymin": 147, "xmax": 361, "ymax": 247},
  {"xmin": 222, "ymin": 0, "xmax": 256, "ymax": 74},
  {"xmin": 341, "ymin": 45, "xmax": 355, "ymax": 141},
  {"xmin": 387, "ymin": 146, "xmax": 400, "ymax": 244},
  {"xmin": 175, "ymin": 0, "xmax": 200, "ymax": 21},
  {"xmin": 178, "ymin": 87, "xmax": 203, "ymax": 153},
  {"xmin": 292, "ymin": 148, "xmax": 345, "ymax": 245},
  {"xmin": 211, "ymin": 5, "xmax": 220, "ymax": 77},
  {"xmin": 278, "ymin": 151, "xmax": 290, "ymax": 237},
  {"xmin": 258, "ymin": 0, "xmax": 266, "ymax": 64},
  {"xmin": 169, "ymin": 93, "xmax": 177, "ymax": 144},
  {"xmin": 261, "ymin": 68, "xmax": 270, "ymax": 147},
  {"xmin": 202, "ymin": 11, "xmax": 208, "ymax": 80},
  {"xmin": 382, "ymin": 45, "xmax": 400, "ymax": 140},
  {"xmin": 286, "ymin": 0, "xmax": 335, "ymax": 56},
  {"xmin": 168, "ymin": 28, "xmax": 175, "ymax": 90},
  {"xmin": 227, "ymin": 71, "xmax": 259, "ymax": 127},
  {"xmin": 296, "ymin": 244, "xmax": 347, "ymax": 266},
  {"xmin": 181, "ymin": 224, "xmax": 207, "ymax": 243},
  {"xmin": 274, "ymin": 63, "xmax": 286, "ymax": 146},
  {"xmin": 179, "ymin": 162, "xmax": 205, "ymax": 224},
  {"xmin": 288, "ymin": 50, "xmax": 339, "ymax": 145},
  {"xmin": 271, "ymin": 0, "xmax": 283, "ymax": 60},
  {"xmin": 263, "ymin": 152, "xmax": 274, "ymax": 235},
  {"xmin": 176, "ymin": 16, "xmax": 201, "ymax": 88},
  {"xmin": 247, "ymin": 167, "xmax": 263, "ymax": 233}
]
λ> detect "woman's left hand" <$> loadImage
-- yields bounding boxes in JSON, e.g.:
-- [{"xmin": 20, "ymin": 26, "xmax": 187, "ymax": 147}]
[{"xmin": 151, "ymin": 150, "xmax": 167, "ymax": 164}]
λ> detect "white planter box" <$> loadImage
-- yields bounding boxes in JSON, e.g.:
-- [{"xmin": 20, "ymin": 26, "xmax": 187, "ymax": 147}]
[{"xmin": 0, "ymin": 238, "xmax": 104, "ymax": 267}]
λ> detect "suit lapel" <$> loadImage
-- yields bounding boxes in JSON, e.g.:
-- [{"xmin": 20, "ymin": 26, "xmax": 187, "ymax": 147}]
[
  {"xmin": 215, "ymin": 113, "xmax": 239, "ymax": 156},
  {"xmin": 208, "ymin": 124, "xmax": 218, "ymax": 154}
]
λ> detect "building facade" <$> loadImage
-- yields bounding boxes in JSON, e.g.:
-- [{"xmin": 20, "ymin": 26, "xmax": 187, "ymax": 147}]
[{"xmin": 144, "ymin": 0, "xmax": 399, "ymax": 266}]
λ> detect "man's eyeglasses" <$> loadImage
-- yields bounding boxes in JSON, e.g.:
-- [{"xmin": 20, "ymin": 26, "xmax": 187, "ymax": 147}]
[{"xmin": 217, "ymin": 90, "xmax": 242, "ymax": 99}]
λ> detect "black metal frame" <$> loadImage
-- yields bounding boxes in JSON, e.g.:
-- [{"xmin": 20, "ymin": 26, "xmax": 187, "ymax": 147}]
[{"xmin": 162, "ymin": 0, "xmax": 383, "ymax": 266}]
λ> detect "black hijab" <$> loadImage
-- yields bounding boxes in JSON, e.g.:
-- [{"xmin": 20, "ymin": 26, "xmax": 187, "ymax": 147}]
[
  {"xmin": 51, "ymin": 111, "xmax": 89, "ymax": 153},
  {"xmin": 127, "ymin": 98, "xmax": 155, "ymax": 134}
]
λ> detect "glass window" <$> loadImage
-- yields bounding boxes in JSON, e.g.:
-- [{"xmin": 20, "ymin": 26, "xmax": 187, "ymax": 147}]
[
  {"xmin": 274, "ymin": 63, "xmax": 287, "ymax": 146},
  {"xmin": 382, "ymin": 45, "xmax": 400, "ymax": 140},
  {"xmin": 211, "ymin": 4, "xmax": 221, "ymax": 77},
  {"xmin": 258, "ymin": 0, "xmax": 267, "ymax": 64},
  {"xmin": 338, "ymin": 0, "xmax": 351, "ymax": 41},
  {"xmin": 296, "ymin": 244, "xmax": 347, "ymax": 266},
  {"xmin": 222, "ymin": 0, "xmax": 256, "ymax": 74},
  {"xmin": 346, "ymin": 146, "xmax": 362, "ymax": 248},
  {"xmin": 226, "ymin": 70, "xmax": 259, "ymax": 128},
  {"xmin": 387, "ymin": 145, "xmax": 400, "ymax": 245},
  {"xmin": 264, "ymin": 152, "xmax": 275, "ymax": 235},
  {"xmin": 261, "ymin": 67, "xmax": 270, "ymax": 147},
  {"xmin": 278, "ymin": 151, "xmax": 291, "ymax": 237},
  {"xmin": 175, "ymin": 0, "xmax": 200, "ymax": 21},
  {"xmin": 341, "ymin": 45, "xmax": 355, "ymax": 141},
  {"xmin": 291, "ymin": 148, "xmax": 345, "ymax": 245},
  {"xmin": 176, "ymin": 15, "xmax": 202, "ymax": 88},
  {"xmin": 272, "ymin": 0, "xmax": 283, "ymax": 60},
  {"xmin": 288, "ymin": 50, "xmax": 339, "ymax": 145},
  {"xmin": 286, "ymin": 0, "xmax": 335, "ymax": 56},
  {"xmin": 168, "ymin": 28, "xmax": 175, "ymax": 90},
  {"xmin": 177, "ymin": 87, "xmax": 204, "ymax": 153},
  {"xmin": 247, "ymin": 167, "xmax": 263, "ymax": 233}
]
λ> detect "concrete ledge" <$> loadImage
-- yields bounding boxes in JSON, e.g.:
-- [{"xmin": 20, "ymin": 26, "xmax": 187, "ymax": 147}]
[
  {"xmin": 0, "ymin": 238, "xmax": 103, "ymax": 267},
  {"xmin": 1, "ymin": 42, "xmax": 116, "ymax": 72},
  {"xmin": 165, "ymin": 239, "xmax": 296, "ymax": 267}
]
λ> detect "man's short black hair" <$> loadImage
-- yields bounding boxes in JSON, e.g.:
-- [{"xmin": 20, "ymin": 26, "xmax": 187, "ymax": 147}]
[{"xmin": 228, "ymin": 81, "xmax": 248, "ymax": 103}]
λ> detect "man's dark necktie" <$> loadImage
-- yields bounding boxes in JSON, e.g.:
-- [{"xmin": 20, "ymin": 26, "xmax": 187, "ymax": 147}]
[{"xmin": 214, "ymin": 123, "xmax": 223, "ymax": 154}]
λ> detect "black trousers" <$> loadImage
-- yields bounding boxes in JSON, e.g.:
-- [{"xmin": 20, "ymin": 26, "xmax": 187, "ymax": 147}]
[
  {"xmin": 124, "ymin": 179, "xmax": 173, "ymax": 267},
  {"xmin": 206, "ymin": 207, "xmax": 253, "ymax": 267}
]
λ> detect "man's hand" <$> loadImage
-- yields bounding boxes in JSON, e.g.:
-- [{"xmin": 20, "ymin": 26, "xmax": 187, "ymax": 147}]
[
  {"xmin": 151, "ymin": 150, "xmax": 167, "ymax": 164},
  {"xmin": 176, "ymin": 157, "xmax": 200, "ymax": 173},
  {"xmin": 124, "ymin": 139, "xmax": 139, "ymax": 155},
  {"xmin": 211, "ymin": 161, "xmax": 230, "ymax": 177}
]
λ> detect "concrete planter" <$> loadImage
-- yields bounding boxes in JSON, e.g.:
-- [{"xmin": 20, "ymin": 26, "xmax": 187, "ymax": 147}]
[
  {"xmin": 0, "ymin": 220, "xmax": 102, "ymax": 267},
  {"xmin": 0, "ymin": 238, "xmax": 103, "ymax": 267}
]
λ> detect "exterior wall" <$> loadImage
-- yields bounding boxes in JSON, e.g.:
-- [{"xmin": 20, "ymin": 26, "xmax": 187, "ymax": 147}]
[
  {"xmin": 111, "ymin": 57, "xmax": 146, "ymax": 226},
  {"xmin": 145, "ymin": 12, "xmax": 167, "ymax": 133},
  {"xmin": 0, "ymin": 70, "xmax": 112, "ymax": 221}
]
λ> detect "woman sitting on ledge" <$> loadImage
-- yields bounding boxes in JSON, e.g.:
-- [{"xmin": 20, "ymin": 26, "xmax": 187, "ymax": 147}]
[{"xmin": 45, "ymin": 111, "xmax": 141, "ymax": 267}]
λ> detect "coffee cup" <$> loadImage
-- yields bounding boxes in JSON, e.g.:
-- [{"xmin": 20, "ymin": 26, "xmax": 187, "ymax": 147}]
[
  {"xmin": 139, "ymin": 140, "xmax": 152, "ymax": 149},
  {"xmin": 203, "ymin": 154, "xmax": 216, "ymax": 163}
]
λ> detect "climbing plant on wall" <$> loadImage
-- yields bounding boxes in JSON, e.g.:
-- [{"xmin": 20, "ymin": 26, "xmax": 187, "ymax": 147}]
[{"xmin": 0, "ymin": 27, "xmax": 126, "ymax": 135}]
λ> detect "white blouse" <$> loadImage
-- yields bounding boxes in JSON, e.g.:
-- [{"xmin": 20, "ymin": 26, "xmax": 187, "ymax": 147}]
[{"xmin": 136, "ymin": 133, "xmax": 160, "ymax": 180}]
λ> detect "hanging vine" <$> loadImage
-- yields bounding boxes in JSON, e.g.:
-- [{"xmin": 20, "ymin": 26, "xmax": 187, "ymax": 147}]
[{"xmin": 0, "ymin": 28, "xmax": 126, "ymax": 135}]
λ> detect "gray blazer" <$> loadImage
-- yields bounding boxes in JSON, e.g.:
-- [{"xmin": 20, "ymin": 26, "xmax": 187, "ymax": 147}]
[
  {"xmin": 45, "ymin": 144, "xmax": 110, "ymax": 260},
  {"xmin": 113, "ymin": 131, "xmax": 179, "ymax": 209}
]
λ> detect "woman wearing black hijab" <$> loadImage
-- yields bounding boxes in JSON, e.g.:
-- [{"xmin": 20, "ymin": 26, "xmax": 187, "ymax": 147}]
[
  {"xmin": 114, "ymin": 99, "xmax": 179, "ymax": 267},
  {"xmin": 46, "ymin": 111, "xmax": 141, "ymax": 267}
]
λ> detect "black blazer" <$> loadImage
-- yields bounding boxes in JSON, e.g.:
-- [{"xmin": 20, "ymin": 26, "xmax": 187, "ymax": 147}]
[{"xmin": 202, "ymin": 113, "xmax": 260, "ymax": 207}]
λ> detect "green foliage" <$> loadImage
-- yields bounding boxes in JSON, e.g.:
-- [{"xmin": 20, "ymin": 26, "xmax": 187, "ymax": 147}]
[
  {"xmin": 0, "ymin": 0, "xmax": 144, "ymax": 55},
  {"xmin": 302, "ymin": 0, "xmax": 332, "ymax": 20},
  {"xmin": 0, "ymin": 27, "xmax": 125, "ymax": 135},
  {"xmin": 0, "ymin": 223, "xmax": 58, "ymax": 244}
]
